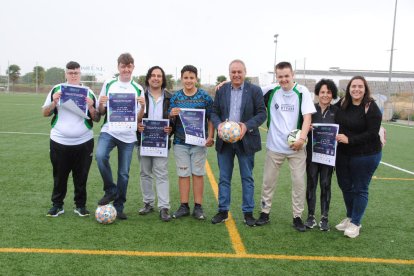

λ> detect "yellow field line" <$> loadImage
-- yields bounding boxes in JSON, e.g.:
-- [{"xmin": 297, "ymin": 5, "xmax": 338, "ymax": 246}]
[
  {"xmin": 372, "ymin": 176, "xmax": 414, "ymax": 181},
  {"xmin": 1, "ymin": 248, "xmax": 413, "ymax": 265},
  {"xmin": 205, "ymin": 161, "xmax": 247, "ymax": 255},
  {"xmin": 259, "ymin": 126, "xmax": 268, "ymax": 132}
]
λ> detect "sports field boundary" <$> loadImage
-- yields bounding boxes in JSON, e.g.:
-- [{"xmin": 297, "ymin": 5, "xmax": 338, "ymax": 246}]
[
  {"xmin": 1, "ymin": 130, "xmax": 413, "ymax": 267},
  {"xmin": 1, "ymin": 248, "xmax": 413, "ymax": 265},
  {"xmin": 380, "ymin": 161, "xmax": 414, "ymax": 175},
  {"xmin": 205, "ymin": 161, "xmax": 246, "ymax": 254}
]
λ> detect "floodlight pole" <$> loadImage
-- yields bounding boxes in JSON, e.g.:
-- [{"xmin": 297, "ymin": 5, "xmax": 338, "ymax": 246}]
[
  {"xmin": 273, "ymin": 34, "xmax": 279, "ymax": 83},
  {"xmin": 387, "ymin": 0, "xmax": 398, "ymax": 98},
  {"xmin": 7, "ymin": 60, "xmax": 10, "ymax": 92},
  {"xmin": 36, "ymin": 62, "xmax": 38, "ymax": 94},
  {"xmin": 303, "ymin": 57, "xmax": 306, "ymax": 82}
]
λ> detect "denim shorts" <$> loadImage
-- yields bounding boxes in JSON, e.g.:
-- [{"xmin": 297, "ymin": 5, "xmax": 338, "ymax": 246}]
[{"xmin": 173, "ymin": 144, "xmax": 207, "ymax": 177}]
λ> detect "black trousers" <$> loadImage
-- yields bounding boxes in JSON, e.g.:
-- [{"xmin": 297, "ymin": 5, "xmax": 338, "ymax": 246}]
[
  {"xmin": 306, "ymin": 161, "xmax": 333, "ymax": 218},
  {"xmin": 50, "ymin": 139, "xmax": 94, "ymax": 208}
]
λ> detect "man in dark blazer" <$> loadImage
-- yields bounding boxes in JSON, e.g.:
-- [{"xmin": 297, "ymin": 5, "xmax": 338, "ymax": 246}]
[{"xmin": 210, "ymin": 59, "xmax": 267, "ymax": 226}]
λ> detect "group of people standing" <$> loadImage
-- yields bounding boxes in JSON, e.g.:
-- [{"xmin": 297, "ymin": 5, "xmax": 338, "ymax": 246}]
[{"xmin": 42, "ymin": 53, "xmax": 382, "ymax": 239}]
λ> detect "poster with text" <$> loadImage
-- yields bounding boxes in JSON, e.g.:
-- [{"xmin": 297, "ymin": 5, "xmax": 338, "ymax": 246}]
[
  {"xmin": 108, "ymin": 92, "xmax": 137, "ymax": 131},
  {"xmin": 140, "ymin": 119, "xmax": 169, "ymax": 157},
  {"xmin": 60, "ymin": 84, "xmax": 89, "ymax": 118},
  {"xmin": 311, "ymin": 123, "xmax": 339, "ymax": 166},
  {"xmin": 179, "ymin": 108, "xmax": 205, "ymax": 146}
]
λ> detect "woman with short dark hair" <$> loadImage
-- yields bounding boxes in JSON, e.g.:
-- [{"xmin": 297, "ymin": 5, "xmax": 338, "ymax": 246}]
[{"xmin": 305, "ymin": 79, "xmax": 338, "ymax": 231}]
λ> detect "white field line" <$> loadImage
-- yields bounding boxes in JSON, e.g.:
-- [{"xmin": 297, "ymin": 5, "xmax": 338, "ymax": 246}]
[
  {"xmin": 0, "ymin": 131, "xmax": 101, "ymax": 138},
  {"xmin": 382, "ymin": 122, "xmax": 413, "ymax": 129},
  {"xmin": 380, "ymin": 161, "xmax": 414, "ymax": 176},
  {"xmin": 0, "ymin": 131, "xmax": 49, "ymax": 136},
  {"xmin": 2, "ymin": 131, "xmax": 414, "ymax": 176},
  {"xmin": 260, "ymin": 125, "xmax": 414, "ymax": 175},
  {"xmin": 0, "ymin": 103, "xmax": 40, "ymax": 106}
]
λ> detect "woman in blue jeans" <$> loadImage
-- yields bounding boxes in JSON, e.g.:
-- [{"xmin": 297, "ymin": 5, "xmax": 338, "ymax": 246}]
[{"xmin": 335, "ymin": 76, "xmax": 382, "ymax": 238}]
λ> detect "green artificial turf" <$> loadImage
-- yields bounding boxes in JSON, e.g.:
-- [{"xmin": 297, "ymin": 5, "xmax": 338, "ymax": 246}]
[{"xmin": 0, "ymin": 92, "xmax": 413, "ymax": 275}]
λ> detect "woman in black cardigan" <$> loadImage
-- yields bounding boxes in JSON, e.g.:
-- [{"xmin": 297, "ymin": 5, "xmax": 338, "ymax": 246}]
[{"xmin": 334, "ymin": 76, "xmax": 382, "ymax": 238}]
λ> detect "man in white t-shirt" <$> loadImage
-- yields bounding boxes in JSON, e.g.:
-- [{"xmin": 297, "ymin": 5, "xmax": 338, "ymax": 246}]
[
  {"xmin": 43, "ymin": 61, "xmax": 100, "ymax": 218},
  {"xmin": 96, "ymin": 53, "xmax": 145, "ymax": 220},
  {"xmin": 256, "ymin": 61, "xmax": 316, "ymax": 231}
]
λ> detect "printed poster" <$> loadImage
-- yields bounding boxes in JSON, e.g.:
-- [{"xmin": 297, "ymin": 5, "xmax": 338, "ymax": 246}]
[
  {"xmin": 60, "ymin": 84, "xmax": 89, "ymax": 118},
  {"xmin": 140, "ymin": 119, "xmax": 169, "ymax": 157},
  {"xmin": 179, "ymin": 108, "xmax": 206, "ymax": 146},
  {"xmin": 311, "ymin": 123, "xmax": 339, "ymax": 166},
  {"xmin": 108, "ymin": 92, "xmax": 137, "ymax": 131}
]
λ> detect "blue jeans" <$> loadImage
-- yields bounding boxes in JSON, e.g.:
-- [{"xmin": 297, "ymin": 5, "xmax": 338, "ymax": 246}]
[
  {"xmin": 96, "ymin": 132, "xmax": 135, "ymax": 212},
  {"xmin": 336, "ymin": 152, "xmax": 381, "ymax": 225},
  {"xmin": 217, "ymin": 143, "xmax": 255, "ymax": 213}
]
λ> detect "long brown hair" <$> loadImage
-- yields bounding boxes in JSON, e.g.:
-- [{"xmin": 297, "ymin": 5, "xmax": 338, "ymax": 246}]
[{"xmin": 341, "ymin": 76, "xmax": 373, "ymax": 110}]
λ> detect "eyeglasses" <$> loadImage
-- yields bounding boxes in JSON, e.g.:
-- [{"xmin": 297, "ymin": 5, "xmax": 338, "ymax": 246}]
[{"xmin": 66, "ymin": 71, "xmax": 80, "ymax": 76}]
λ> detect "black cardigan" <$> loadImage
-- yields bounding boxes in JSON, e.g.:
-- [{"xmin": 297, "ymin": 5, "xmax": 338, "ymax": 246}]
[{"xmin": 335, "ymin": 99, "xmax": 382, "ymax": 156}]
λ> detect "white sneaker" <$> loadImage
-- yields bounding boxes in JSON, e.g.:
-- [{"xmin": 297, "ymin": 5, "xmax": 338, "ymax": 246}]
[
  {"xmin": 344, "ymin": 222, "xmax": 362, "ymax": 238},
  {"xmin": 335, "ymin": 217, "xmax": 351, "ymax": 231}
]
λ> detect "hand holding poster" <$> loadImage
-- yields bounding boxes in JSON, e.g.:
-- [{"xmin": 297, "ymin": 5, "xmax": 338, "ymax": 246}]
[
  {"xmin": 140, "ymin": 119, "xmax": 169, "ymax": 157},
  {"xmin": 179, "ymin": 108, "xmax": 206, "ymax": 146},
  {"xmin": 311, "ymin": 123, "xmax": 339, "ymax": 166},
  {"xmin": 59, "ymin": 84, "xmax": 89, "ymax": 118},
  {"xmin": 108, "ymin": 92, "xmax": 137, "ymax": 132}
]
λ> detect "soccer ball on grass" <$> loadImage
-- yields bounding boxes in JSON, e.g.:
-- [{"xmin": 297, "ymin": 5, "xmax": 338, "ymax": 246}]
[{"xmin": 95, "ymin": 204, "xmax": 117, "ymax": 224}]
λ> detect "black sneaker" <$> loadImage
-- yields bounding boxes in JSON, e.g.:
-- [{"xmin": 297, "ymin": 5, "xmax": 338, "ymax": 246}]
[
  {"xmin": 319, "ymin": 217, "xmax": 330, "ymax": 231},
  {"xmin": 304, "ymin": 215, "xmax": 317, "ymax": 229},
  {"xmin": 160, "ymin": 208, "xmax": 171, "ymax": 222},
  {"xmin": 255, "ymin": 212, "xmax": 270, "ymax": 226},
  {"xmin": 98, "ymin": 194, "xmax": 115, "ymax": 206},
  {"xmin": 117, "ymin": 212, "xmax": 128, "ymax": 220},
  {"xmin": 244, "ymin": 212, "xmax": 256, "ymax": 227},
  {"xmin": 172, "ymin": 204, "xmax": 190, "ymax": 219},
  {"xmin": 211, "ymin": 211, "xmax": 228, "ymax": 224},
  {"xmin": 46, "ymin": 206, "xmax": 64, "ymax": 217},
  {"xmin": 293, "ymin": 217, "xmax": 306, "ymax": 232},
  {"xmin": 138, "ymin": 203, "xmax": 154, "ymax": 215},
  {"xmin": 74, "ymin": 207, "xmax": 90, "ymax": 217},
  {"xmin": 192, "ymin": 205, "xmax": 206, "ymax": 220}
]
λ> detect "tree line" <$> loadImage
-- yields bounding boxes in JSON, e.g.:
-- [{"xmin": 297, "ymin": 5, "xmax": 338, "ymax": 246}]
[{"xmin": 4, "ymin": 64, "xmax": 231, "ymax": 91}]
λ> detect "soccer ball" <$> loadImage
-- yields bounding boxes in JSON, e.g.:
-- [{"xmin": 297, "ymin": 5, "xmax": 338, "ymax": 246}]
[
  {"xmin": 95, "ymin": 204, "xmax": 117, "ymax": 224},
  {"xmin": 220, "ymin": 120, "xmax": 241, "ymax": 143},
  {"xmin": 287, "ymin": 129, "xmax": 307, "ymax": 146}
]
